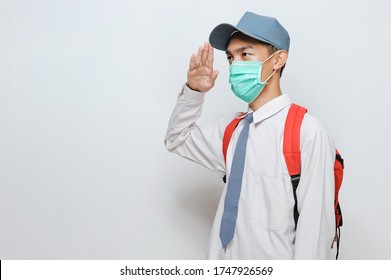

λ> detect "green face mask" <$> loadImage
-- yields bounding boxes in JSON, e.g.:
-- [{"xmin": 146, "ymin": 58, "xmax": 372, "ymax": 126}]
[{"xmin": 229, "ymin": 52, "xmax": 277, "ymax": 103}]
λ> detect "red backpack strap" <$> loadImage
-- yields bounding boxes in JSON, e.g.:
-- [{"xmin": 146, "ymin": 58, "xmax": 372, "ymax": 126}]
[
  {"xmin": 222, "ymin": 113, "xmax": 246, "ymax": 165},
  {"xmin": 283, "ymin": 104, "xmax": 308, "ymax": 176},
  {"xmin": 283, "ymin": 103, "xmax": 308, "ymax": 229}
]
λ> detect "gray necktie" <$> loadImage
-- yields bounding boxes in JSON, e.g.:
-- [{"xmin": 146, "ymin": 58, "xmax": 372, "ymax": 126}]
[{"xmin": 220, "ymin": 112, "xmax": 253, "ymax": 249}]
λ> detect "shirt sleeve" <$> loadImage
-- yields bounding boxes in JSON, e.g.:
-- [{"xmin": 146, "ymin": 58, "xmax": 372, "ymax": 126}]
[
  {"xmin": 293, "ymin": 114, "xmax": 336, "ymax": 259},
  {"xmin": 164, "ymin": 84, "xmax": 230, "ymax": 177}
]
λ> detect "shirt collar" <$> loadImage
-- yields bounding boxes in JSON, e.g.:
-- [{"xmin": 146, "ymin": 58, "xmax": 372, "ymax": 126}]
[{"xmin": 248, "ymin": 94, "xmax": 292, "ymax": 124}]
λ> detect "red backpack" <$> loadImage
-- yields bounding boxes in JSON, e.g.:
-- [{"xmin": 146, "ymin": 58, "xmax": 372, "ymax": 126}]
[{"xmin": 222, "ymin": 103, "xmax": 344, "ymax": 259}]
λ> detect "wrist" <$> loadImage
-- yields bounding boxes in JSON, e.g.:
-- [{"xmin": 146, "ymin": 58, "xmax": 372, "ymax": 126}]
[
  {"xmin": 183, "ymin": 84, "xmax": 206, "ymax": 101},
  {"xmin": 186, "ymin": 81, "xmax": 203, "ymax": 93}
]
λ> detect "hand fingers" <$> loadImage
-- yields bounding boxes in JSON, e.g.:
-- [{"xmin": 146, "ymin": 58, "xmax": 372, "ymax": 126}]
[
  {"xmin": 188, "ymin": 53, "xmax": 196, "ymax": 71},
  {"xmin": 196, "ymin": 46, "xmax": 203, "ymax": 67},
  {"xmin": 207, "ymin": 43, "xmax": 214, "ymax": 69},
  {"xmin": 201, "ymin": 42, "xmax": 208, "ymax": 66},
  {"xmin": 193, "ymin": 42, "xmax": 214, "ymax": 70}
]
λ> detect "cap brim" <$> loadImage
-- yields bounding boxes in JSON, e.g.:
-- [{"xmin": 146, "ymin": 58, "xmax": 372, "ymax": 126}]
[{"xmin": 209, "ymin": 23, "xmax": 239, "ymax": 51}]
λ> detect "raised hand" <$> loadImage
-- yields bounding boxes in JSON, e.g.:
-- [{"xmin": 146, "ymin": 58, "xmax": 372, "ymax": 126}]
[{"xmin": 187, "ymin": 42, "xmax": 219, "ymax": 93}]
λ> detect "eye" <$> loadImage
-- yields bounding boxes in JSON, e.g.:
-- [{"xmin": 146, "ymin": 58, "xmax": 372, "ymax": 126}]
[
  {"xmin": 242, "ymin": 52, "xmax": 251, "ymax": 58},
  {"xmin": 226, "ymin": 55, "xmax": 233, "ymax": 62}
]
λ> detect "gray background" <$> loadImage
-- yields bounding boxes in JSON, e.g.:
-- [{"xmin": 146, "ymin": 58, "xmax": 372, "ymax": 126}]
[{"xmin": 1, "ymin": 0, "xmax": 390, "ymax": 259}]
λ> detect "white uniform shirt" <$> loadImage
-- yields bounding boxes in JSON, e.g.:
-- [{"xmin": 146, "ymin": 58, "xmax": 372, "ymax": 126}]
[{"xmin": 165, "ymin": 85, "xmax": 336, "ymax": 259}]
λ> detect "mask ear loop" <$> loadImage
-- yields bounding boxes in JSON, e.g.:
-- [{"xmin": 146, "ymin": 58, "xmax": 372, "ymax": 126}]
[
  {"xmin": 261, "ymin": 69, "xmax": 277, "ymax": 84},
  {"xmin": 260, "ymin": 50, "xmax": 279, "ymax": 84},
  {"xmin": 262, "ymin": 50, "xmax": 278, "ymax": 64}
]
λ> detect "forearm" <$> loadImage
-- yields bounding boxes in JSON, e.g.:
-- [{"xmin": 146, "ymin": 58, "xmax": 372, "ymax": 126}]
[
  {"xmin": 165, "ymin": 85, "xmax": 205, "ymax": 151},
  {"xmin": 164, "ymin": 84, "xmax": 225, "ymax": 175}
]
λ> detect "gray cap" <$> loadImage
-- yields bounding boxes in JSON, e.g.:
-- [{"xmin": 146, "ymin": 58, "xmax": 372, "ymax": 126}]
[{"xmin": 209, "ymin": 12, "xmax": 290, "ymax": 52}]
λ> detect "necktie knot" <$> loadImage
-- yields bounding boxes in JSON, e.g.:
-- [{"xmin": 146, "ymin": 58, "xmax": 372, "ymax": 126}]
[{"xmin": 245, "ymin": 112, "xmax": 253, "ymax": 123}]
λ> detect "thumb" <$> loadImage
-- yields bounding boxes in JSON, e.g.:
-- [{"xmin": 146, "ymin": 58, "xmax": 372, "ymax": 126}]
[{"xmin": 210, "ymin": 70, "xmax": 219, "ymax": 82}]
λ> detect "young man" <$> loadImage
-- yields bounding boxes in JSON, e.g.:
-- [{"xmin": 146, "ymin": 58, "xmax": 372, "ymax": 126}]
[{"xmin": 165, "ymin": 12, "xmax": 337, "ymax": 259}]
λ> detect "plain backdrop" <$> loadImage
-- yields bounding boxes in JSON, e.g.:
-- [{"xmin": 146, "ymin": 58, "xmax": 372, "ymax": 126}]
[{"xmin": 1, "ymin": 0, "xmax": 390, "ymax": 259}]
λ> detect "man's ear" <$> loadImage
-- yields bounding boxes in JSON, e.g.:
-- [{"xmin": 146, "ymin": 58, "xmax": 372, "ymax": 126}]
[{"xmin": 273, "ymin": 50, "xmax": 288, "ymax": 71}]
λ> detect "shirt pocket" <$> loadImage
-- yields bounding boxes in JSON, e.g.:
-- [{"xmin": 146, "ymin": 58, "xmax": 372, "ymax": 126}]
[{"xmin": 247, "ymin": 173, "xmax": 291, "ymax": 231}]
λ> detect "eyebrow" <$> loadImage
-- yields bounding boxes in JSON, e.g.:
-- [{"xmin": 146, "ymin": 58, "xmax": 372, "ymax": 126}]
[{"xmin": 225, "ymin": 45, "xmax": 254, "ymax": 55}]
